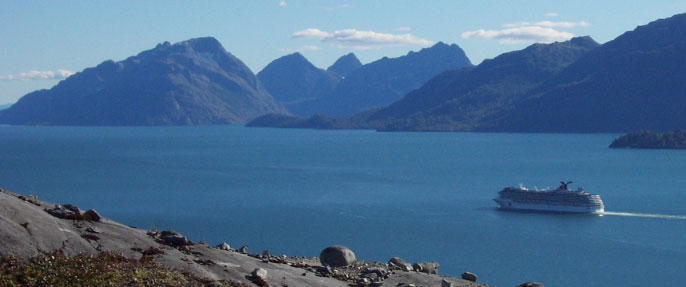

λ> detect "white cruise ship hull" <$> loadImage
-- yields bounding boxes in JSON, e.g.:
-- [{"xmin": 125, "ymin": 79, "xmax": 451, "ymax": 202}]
[{"xmin": 494, "ymin": 198, "xmax": 604, "ymax": 214}]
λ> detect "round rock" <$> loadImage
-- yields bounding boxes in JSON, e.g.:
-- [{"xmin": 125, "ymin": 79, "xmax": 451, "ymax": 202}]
[
  {"xmin": 160, "ymin": 230, "xmax": 189, "ymax": 246},
  {"xmin": 320, "ymin": 245, "xmax": 355, "ymax": 267},
  {"xmin": 251, "ymin": 268, "xmax": 268, "ymax": 279},
  {"xmin": 461, "ymin": 271, "xmax": 477, "ymax": 282},
  {"xmin": 83, "ymin": 209, "xmax": 102, "ymax": 222}
]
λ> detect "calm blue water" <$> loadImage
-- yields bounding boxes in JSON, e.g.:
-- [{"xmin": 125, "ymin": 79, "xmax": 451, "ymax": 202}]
[{"xmin": 1, "ymin": 125, "xmax": 685, "ymax": 287}]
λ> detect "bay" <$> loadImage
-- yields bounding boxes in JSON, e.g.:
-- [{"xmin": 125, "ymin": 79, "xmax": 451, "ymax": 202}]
[{"xmin": 0, "ymin": 125, "xmax": 685, "ymax": 287}]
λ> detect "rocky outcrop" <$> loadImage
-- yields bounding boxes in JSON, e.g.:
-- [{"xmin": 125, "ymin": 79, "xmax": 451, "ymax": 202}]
[
  {"xmin": 389, "ymin": 256, "xmax": 413, "ymax": 271},
  {"xmin": 320, "ymin": 245, "xmax": 356, "ymax": 267},
  {"xmin": 0, "ymin": 188, "xmax": 491, "ymax": 287},
  {"xmin": 43, "ymin": 203, "xmax": 102, "ymax": 223},
  {"xmin": 413, "ymin": 261, "xmax": 440, "ymax": 274}
]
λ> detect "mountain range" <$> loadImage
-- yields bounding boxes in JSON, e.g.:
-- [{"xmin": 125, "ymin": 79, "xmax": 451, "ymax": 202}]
[
  {"xmin": 367, "ymin": 36, "xmax": 599, "ymax": 131},
  {"xmin": 256, "ymin": 52, "xmax": 342, "ymax": 117},
  {"xmin": 249, "ymin": 12, "xmax": 686, "ymax": 133},
  {"xmin": 299, "ymin": 42, "xmax": 473, "ymax": 117},
  {"xmin": 257, "ymin": 42, "xmax": 472, "ymax": 117},
  {"xmin": 0, "ymin": 37, "xmax": 286, "ymax": 125},
  {"xmin": 3, "ymin": 12, "xmax": 685, "ymax": 131}
]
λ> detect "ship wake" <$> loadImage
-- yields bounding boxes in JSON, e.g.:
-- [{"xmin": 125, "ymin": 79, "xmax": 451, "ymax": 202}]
[{"xmin": 601, "ymin": 211, "xmax": 686, "ymax": 220}]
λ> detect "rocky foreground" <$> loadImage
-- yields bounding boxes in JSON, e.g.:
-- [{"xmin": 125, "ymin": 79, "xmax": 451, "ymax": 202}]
[{"xmin": 0, "ymin": 188, "xmax": 524, "ymax": 287}]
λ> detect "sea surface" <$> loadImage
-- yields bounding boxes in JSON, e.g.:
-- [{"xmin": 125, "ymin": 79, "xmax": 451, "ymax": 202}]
[{"xmin": 1, "ymin": 125, "xmax": 685, "ymax": 287}]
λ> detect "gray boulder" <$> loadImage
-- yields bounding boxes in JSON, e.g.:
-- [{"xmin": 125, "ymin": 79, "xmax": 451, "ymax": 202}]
[
  {"xmin": 216, "ymin": 242, "xmax": 231, "ymax": 251},
  {"xmin": 252, "ymin": 268, "xmax": 268, "ymax": 279},
  {"xmin": 83, "ymin": 209, "xmax": 101, "ymax": 222},
  {"xmin": 249, "ymin": 268, "xmax": 269, "ymax": 286},
  {"xmin": 388, "ymin": 257, "xmax": 413, "ymax": 271},
  {"xmin": 26, "ymin": 194, "xmax": 40, "ymax": 205},
  {"xmin": 412, "ymin": 261, "xmax": 439, "ymax": 274},
  {"xmin": 62, "ymin": 204, "xmax": 81, "ymax": 214},
  {"xmin": 461, "ymin": 271, "xmax": 477, "ymax": 282},
  {"xmin": 517, "ymin": 282, "xmax": 544, "ymax": 287},
  {"xmin": 441, "ymin": 279, "xmax": 454, "ymax": 287},
  {"xmin": 238, "ymin": 244, "xmax": 248, "ymax": 254},
  {"xmin": 320, "ymin": 245, "xmax": 355, "ymax": 267},
  {"xmin": 160, "ymin": 230, "xmax": 189, "ymax": 246}
]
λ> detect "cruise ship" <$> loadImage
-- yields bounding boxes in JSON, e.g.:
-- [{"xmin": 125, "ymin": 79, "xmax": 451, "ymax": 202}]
[{"xmin": 494, "ymin": 181, "xmax": 604, "ymax": 214}]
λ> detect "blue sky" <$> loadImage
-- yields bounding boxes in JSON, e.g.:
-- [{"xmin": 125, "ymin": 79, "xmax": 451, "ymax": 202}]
[{"xmin": 1, "ymin": 1, "xmax": 684, "ymax": 105}]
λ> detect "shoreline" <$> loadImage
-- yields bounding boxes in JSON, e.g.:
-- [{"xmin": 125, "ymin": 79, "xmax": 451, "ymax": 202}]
[{"xmin": 0, "ymin": 187, "xmax": 495, "ymax": 287}]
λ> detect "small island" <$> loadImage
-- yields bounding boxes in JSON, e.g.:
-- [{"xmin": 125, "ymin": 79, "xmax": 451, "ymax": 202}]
[{"xmin": 609, "ymin": 130, "xmax": 686, "ymax": 149}]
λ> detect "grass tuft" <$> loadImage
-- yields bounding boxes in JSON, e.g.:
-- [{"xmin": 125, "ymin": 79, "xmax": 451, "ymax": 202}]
[{"xmin": 0, "ymin": 251, "xmax": 248, "ymax": 286}]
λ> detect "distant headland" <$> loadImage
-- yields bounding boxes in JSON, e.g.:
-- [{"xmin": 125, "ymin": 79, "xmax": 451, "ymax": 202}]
[{"xmin": 610, "ymin": 130, "xmax": 686, "ymax": 150}]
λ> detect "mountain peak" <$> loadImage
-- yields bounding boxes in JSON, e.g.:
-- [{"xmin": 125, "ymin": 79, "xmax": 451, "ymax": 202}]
[
  {"xmin": 283, "ymin": 52, "xmax": 307, "ymax": 61},
  {"xmin": 140, "ymin": 37, "xmax": 229, "ymax": 61},
  {"xmin": 262, "ymin": 52, "xmax": 316, "ymax": 71},
  {"xmin": 0, "ymin": 37, "xmax": 285, "ymax": 126},
  {"xmin": 327, "ymin": 53, "xmax": 362, "ymax": 77},
  {"xmin": 257, "ymin": 52, "xmax": 340, "ymax": 111},
  {"xmin": 430, "ymin": 41, "xmax": 448, "ymax": 48},
  {"xmin": 311, "ymin": 41, "xmax": 473, "ymax": 117},
  {"xmin": 568, "ymin": 36, "xmax": 599, "ymax": 48},
  {"xmin": 181, "ymin": 37, "xmax": 225, "ymax": 54},
  {"xmin": 413, "ymin": 41, "xmax": 469, "ymax": 60}
]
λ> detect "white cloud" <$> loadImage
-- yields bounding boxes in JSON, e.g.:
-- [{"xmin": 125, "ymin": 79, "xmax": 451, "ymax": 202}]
[
  {"xmin": 292, "ymin": 28, "xmax": 433, "ymax": 50},
  {"xmin": 504, "ymin": 21, "xmax": 590, "ymax": 28},
  {"xmin": 278, "ymin": 1, "xmax": 286, "ymax": 7},
  {"xmin": 545, "ymin": 12, "xmax": 559, "ymax": 17},
  {"xmin": 462, "ymin": 18, "xmax": 589, "ymax": 45},
  {"xmin": 0, "ymin": 69, "xmax": 74, "ymax": 81},
  {"xmin": 292, "ymin": 28, "xmax": 332, "ymax": 39},
  {"xmin": 461, "ymin": 26, "xmax": 574, "ymax": 44},
  {"xmin": 395, "ymin": 26, "xmax": 412, "ymax": 32}
]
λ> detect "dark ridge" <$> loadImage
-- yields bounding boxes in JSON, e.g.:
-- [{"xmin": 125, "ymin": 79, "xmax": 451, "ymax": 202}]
[
  {"xmin": 610, "ymin": 130, "xmax": 686, "ymax": 149},
  {"xmin": 494, "ymin": 13, "xmax": 686, "ymax": 132},
  {"xmin": 0, "ymin": 37, "xmax": 286, "ymax": 126}
]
